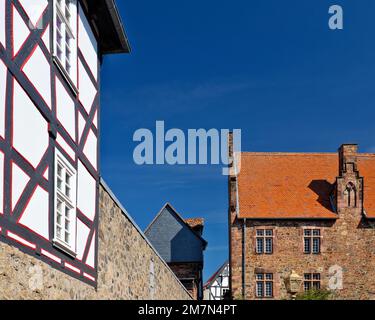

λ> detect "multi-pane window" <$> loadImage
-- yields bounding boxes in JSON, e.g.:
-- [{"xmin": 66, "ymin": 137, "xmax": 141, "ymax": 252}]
[
  {"xmin": 256, "ymin": 229, "xmax": 273, "ymax": 254},
  {"xmin": 256, "ymin": 273, "xmax": 273, "ymax": 298},
  {"xmin": 304, "ymin": 229, "xmax": 321, "ymax": 254},
  {"xmin": 54, "ymin": 151, "xmax": 76, "ymax": 252},
  {"xmin": 222, "ymin": 289, "xmax": 229, "ymax": 299},
  {"xmin": 304, "ymin": 273, "xmax": 321, "ymax": 291},
  {"xmin": 53, "ymin": 0, "xmax": 77, "ymax": 86}
]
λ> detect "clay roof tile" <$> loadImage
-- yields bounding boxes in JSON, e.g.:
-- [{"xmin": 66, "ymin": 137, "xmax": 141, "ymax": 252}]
[{"xmin": 236, "ymin": 152, "xmax": 375, "ymax": 219}]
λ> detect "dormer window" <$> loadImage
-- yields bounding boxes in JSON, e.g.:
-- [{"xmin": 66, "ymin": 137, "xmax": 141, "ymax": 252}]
[{"xmin": 53, "ymin": 0, "xmax": 78, "ymax": 91}]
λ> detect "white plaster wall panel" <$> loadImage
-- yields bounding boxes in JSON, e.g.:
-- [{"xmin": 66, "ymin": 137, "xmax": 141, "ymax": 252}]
[
  {"xmin": 77, "ymin": 111, "xmax": 85, "ymax": 143},
  {"xmin": 78, "ymin": 60, "xmax": 96, "ymax": 115},
  {"xmin": 76, "ymin": 219, "xmax": 90, "ymax": 260},
  {"xmin": 11, "ymin": 162, "xmax": 30, "ymax": 210},
  {"xmin": 83, "ymin": 129, "xmax": 97, "ymax": 170},
  {"xmin": 78, "ymin": 4, "xmax": 98, "ymax": 80},
  {"xmin": 41, "ymin": 24, "xmax": 50, "ymax": 52},
  {"xmin": 56, "ymin": 77, "xmax": 76, "ymax": 140},
  {"xmin": 0, "ymin": 151, "xmax": 3, "ymax": 214},
  {"xmin": 43, "ymin": 167, "xmax": 48, "ymax": 180},
  {"xmin": 18, "ymin": 0, "xmax": 48, "ymax": 27},
  {"xmin": 0, "ymin": 0, "xmax": 5, "ymax": 48},
  {"xmin": 56, "ymin": 133, "xmax": 75, "ymax": 161},
  {"xmin": 93, "ymin": 110, "xmax": 98, "ymax": 128},
  {"xmin": 85, "ymin": 231, "xmax": 95, "ymax": 268},
  {"xmin": 18, "ymin": 185, "xmax": 49, "ymax": 240},
  {"xmin": 77, "ymin": 160, "xmax": 96, "ymax": 221},
  {"xmin": 0, "ymin": 60, "xmax": 6, "ymax": 139},
  {"xmin": 22, "ymin": 45, "xmax": 51, "ymax": 108},
  {"xmin": 12, "ymin": 5, "xmax": 30, "ymax": 57},
  {"xmin": 13, "ymin": 80, "xmax": 49, "ymax": 168}
]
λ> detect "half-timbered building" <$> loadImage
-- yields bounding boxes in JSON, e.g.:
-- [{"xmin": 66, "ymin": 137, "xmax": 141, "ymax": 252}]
[
  {"xmin": 0, "ymin": 0, "xmax": 130, "ymax": 286},
  {"xmin": 203, "ymin": 261, "xmax": 229, "ymax": 300}
]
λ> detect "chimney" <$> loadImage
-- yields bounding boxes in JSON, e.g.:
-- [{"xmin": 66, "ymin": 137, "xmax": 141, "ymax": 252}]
[
  {"xmin": 338, "ymin": 144, "xmax": 358, "ymax": 176},
  {"xmin": 336, "ymin": 144, "xmax": 363, "ymax": 215},
  {"xmin": 227, "ymin": 132, "xmax": 237, "ymax": 212},
  {"xmin": 228, "ymin": 132, "xmax": 234, "ymax": 169}
]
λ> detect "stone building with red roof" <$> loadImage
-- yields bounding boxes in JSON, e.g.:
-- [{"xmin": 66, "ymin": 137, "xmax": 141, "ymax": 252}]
[{"xmin": 228, "ymin": 136, "xmax": 375, "ymax": 300}]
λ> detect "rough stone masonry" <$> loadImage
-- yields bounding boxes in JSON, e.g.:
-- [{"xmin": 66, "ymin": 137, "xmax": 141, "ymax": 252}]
[
  {"xmin": 0, "ymin": 183, "xmax": 192, "ymax": 300},
  {"xmin": 229, "ymin": 141, "xmax": 375, "ymax": 300}
]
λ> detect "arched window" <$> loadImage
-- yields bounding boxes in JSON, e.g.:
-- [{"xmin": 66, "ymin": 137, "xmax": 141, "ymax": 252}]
[{"xmin": 344, "ymin": 182, "xmax": 356, "ymax": 207}]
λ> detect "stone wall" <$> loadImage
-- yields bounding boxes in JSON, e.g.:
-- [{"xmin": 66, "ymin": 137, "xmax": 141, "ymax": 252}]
[
  {"xmin": 169, "ymin": 262, "xmax": 203, "ymax": 299},
  {"xmin": 0, "ymin": 182, "xmax": 192, "ymax": 300},
  {"xmin": 228, "ymin": 143, "xmax": 375, "ymax": 300},
  {"xmin": 230, "ymin": 217, "xmax": 375, "ymax": 300}
]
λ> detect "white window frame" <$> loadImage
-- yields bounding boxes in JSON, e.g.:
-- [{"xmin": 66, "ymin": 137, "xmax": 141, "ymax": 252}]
[
  {"xmin": 53, "ymin": 0, "xmax": 78, "ymax": 93},
  {"xmin": 53, "ymin": 150, "xmax": 77, "ymax": 256},
  {"xmin": 303, "ymin": 228, "xmax": 321, "ymax": 254},
  {"xmin": 303, "ymin": 273, "xmax": 321, "ymax": 291},
  {"xmin": 256, "ymin": 229, "xmax": 273, "ymax": 254},
  {"xmin": 255, "ymin": 273, "xmax": 273, "ymax": 298}
]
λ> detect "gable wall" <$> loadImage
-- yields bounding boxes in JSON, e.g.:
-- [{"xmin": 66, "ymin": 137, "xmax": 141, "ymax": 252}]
[
  {"xmin": 145, "ymin": 206, "xmax": 204, "ymax": 263},
  {"xmin": 0, "ymin": 0, "xmax": 100, "ymax": 285},
  {"xmin": 230, "ymin": 214, "xmax": 375, "ymax": 300}
]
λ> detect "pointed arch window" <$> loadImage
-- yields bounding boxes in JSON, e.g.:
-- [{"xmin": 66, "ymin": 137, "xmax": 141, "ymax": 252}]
[{"xmin": 345, "ymin": 182, "xmax": 357, "ymax": 208}]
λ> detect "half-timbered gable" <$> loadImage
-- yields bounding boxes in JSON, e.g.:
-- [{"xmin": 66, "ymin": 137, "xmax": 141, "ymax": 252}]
[
  {"xmin": 204, "ymin": 261, "xmax": 229, "ymax": 300},
  {"xmin": 0, "ymin": 0, "xmax": 129, "ymax": 286}
]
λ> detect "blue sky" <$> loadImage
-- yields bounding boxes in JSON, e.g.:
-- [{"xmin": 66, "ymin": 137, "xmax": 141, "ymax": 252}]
[{"xmin": 100, "ymin": 0, "xmax": 375, "ymax": 281}]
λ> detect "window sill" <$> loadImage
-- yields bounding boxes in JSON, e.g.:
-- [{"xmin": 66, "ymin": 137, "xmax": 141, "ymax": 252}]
[
  {"xmin": 53, "ymin": 56, "xmax": 78, "ymax": 96},
  {"xmin": 53, "ymin": 239, "xmax": 77, "ymax": 258},
  {"xmin": 255, "ymin": 252, "xmax": 274, "ymax": 255}
]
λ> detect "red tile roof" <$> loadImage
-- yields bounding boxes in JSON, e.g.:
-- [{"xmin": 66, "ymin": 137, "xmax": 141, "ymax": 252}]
[{"xmin": 236, "ymin": 152, "xmax": 375, "ymax": 219}]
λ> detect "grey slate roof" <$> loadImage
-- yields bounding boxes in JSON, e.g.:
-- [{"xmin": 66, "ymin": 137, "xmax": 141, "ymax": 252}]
[{"xmin": 145, "ymin": 203, "xmax": 208, "ymax": 264}]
